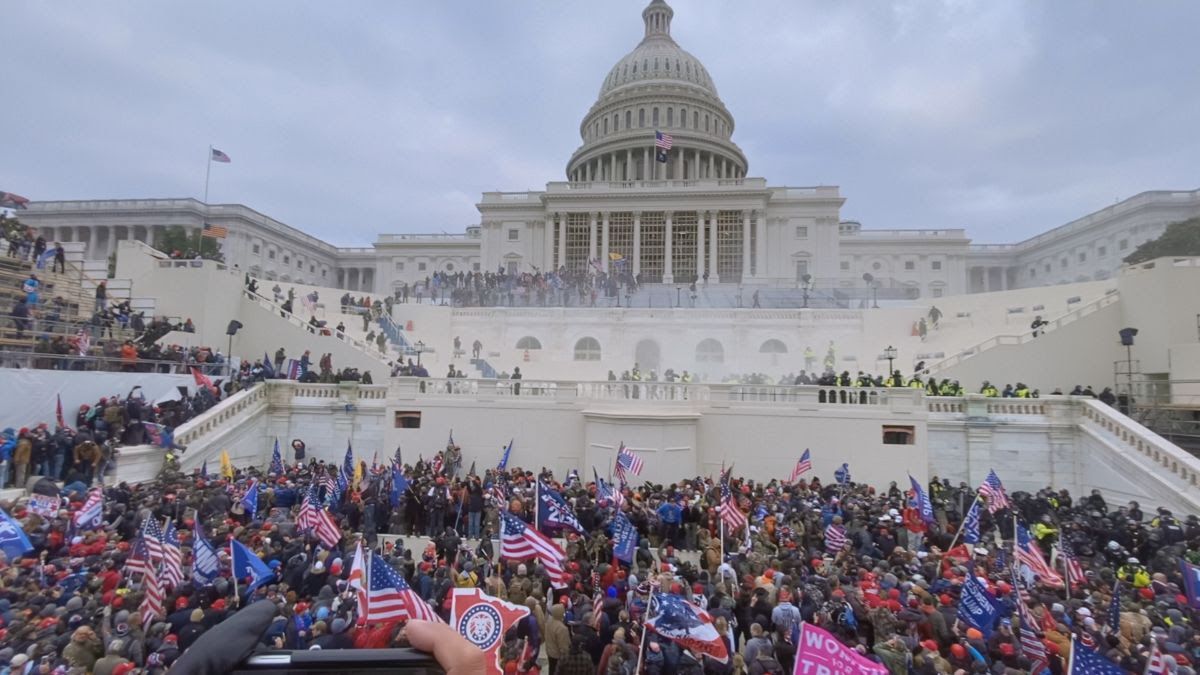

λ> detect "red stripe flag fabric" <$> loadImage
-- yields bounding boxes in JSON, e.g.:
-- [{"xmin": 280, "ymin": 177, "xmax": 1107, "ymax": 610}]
[
  {"xmin": 614, "ymin": 444, "xmax": 643, "ymax": 481},
  {"xmin": 191, "ymin": 366, "xmax": 214, "ymax": 392},
  {"xmin": 718, "ymin": 467, "xmax": 746, "ymax": 532},
  {"xmin": 140, "ymin": 568, "xmax": 165, "ymax": 623},
  {"xmin": 789, "ymin": 449, "xmax": 812, "ymax": 483},
  {"xmin": 365, "ymin": 554, "xmax": 441, "ymax": 623},
  {"xmin": 55, "ymin": 394, "xmax": 66, "ymax": 429},
  {"xmin": 500, "ymin": 513, "xmax": 569, "ymax": 588},
  {"xmin": 1016, "ymin": 524, "xmax": 1064, "ymax": 587}
]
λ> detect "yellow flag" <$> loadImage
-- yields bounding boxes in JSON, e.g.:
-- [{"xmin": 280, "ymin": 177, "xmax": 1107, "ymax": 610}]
[
  {"xmin": 220, "ymin": 450, "xmax": 234, "ymax": 479},
  {"xmin": 353, "ymin": 460, "xmax": 363, "ymax": 490}
]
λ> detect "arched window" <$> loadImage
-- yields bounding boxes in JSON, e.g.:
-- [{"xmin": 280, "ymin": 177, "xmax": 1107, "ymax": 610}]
[
  {"xmin": 652, "ymin": 108, "xmax": 659, "ymax": 126},
  {"xmin": 639, "ymin": 109, "xmax": 646, "ymax": 127},
  {"xmin": 626, "ymin": 110, "xmax": 632, "ymax": 129},
  {"xmin": 680, "ymin": 107, "xmax": 687, "ymax": 128},
  {"xmin": 696, "ymin": 338, "xmax": 724, "ymax": 363},
  {"xmin": 759, "ymin": 339, "xmax": 788, "ymax": 354},
  {"xmin": 667, "ymin": 107, "xmax": 673, "ymax": 127},
  {"xmin": 516, "ymin": 336, "xmax": 542, "ymax": 350},
  {"xmin": 574, "ymin": 337, "xmax": 601, "ymax": 361},
  {"xmin": 613, "ymin": 113, "xmax": 619, "ymax": 131},
  {"xmin": 693, "ymin": 111, "xmax": 699, "ymax": 129},
  {"xmin": 705, "ymin": 114, "xmax": 710, "ymax": 132},
  {"xmin": 603, "ymin": 118, "xmax": 608, "ymax": 134}
]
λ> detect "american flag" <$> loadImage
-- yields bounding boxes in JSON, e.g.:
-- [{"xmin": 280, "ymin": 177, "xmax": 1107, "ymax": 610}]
[
  {"xmin": 718, "ymin": 468, "xmax": 746, "ymax": 532},
  {"xmin": 1068, "ymin": 636, "xmax": 1126, "ymax": 674},
  {"xmin": 317, "ymin": 468, "xmax": 337, "ymax": 500},
  {"xmin": 655, "ymin": 131, "xmax": 674, "ymax": 150},
  {"xmin": 55, "ymin": 394, "xmax": 66, "ymax": 430},
  {"xmin": 140, "ymin": 568, "xmax": 165, "ymax": 623},
  {"xmin": 126, "ymin": 538, "xmax": 152, "ymax": 578},
  {"xmin": 1145, "ymin": 641, "xmax": 1169, "ymax": 675},
  {"xmin": 349, "ymin": 541, "xmax": 368, "ymax": 622},
  {"xmin": 591, "ymin": 570, "xmax": 604, "ymax": 629},
  {"xmin": 614, "ymin": 444, "xmax": 643, "ymax": 481},
  {"xmin": 74, "ymin": 487, "xmax": 104, "ymax": 530},
  {"xmin": 1058, "ymin": 537, "xmax": 1086, "ymax": 587},
  {"xmin": 789, "ymin": 449, "xmax": 812, "ymax": 483},
  {"xmin": 141, "ymin": 518, "xmax": 165, "ymax": 565},
  {"xmin": 1011, "ymin": 564, "xmax": 1048, "ymax": 674},
  {"xmin": 500, "ymin": 513, "xmax": 568, "ymax": 588},
  {"xmin": 73, "ymin": 328, "xmax": 91, "ymax": 356},
  {"xmin": 201, "ymin": 223, "xmax": 228, "ymax": 239},
  {"xmin": 365, "ymin": 555, "xmax": 441, "ymax": 623},
  {"xmin": 824, "ymin": 522, "xmax": 847, "ymax": 556},
  {"xmin": 1016, "ymin": 524, "xmax": 1064, "ymax": 587},
  {"xmin": 489, "ymin": 476, "xmax": 509, "ymax": 507},
  {"xmin": 0, "ymin": 191, "xmax": 30, "ymax": 210},
  {"xmin": 978, "ymin": 470, "xmax": 1011, "ymax": 513},
  {"xmin": 297, "ymin": 483, "xmax": 342, "ymax": 549},
  {"xmin": 161, "ymin": 520, "xmax": 184, "ymax": 590},
  {"xmin": 432, "ymin": 453, "xmax": 444, "ymax": 476},
  {"xmin": 210, "ymin": 147, "xmax": 231, "ymax": 163}
]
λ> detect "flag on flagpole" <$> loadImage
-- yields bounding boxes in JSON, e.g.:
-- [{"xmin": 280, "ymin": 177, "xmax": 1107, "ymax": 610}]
[
  {"xmin": 962, "ymin": 498, "xmax": 982, "ymax": 545},
  {"xmin": 614, "ymin": 443, "xmax": 643, "ymax": 481},
  {"xmin": 55, "ymin": 394, "xmax": 66, "ymax": 429},
  {"xmin": 0, "ymin": 191, "xmax": 30, "ymax": 210},
  {"xmin": 654, "ymin": 131, "xmax": 674, "ymax": 163},
  {"xmin": 1058, "ymin": 537, "xmax": 1086, "ymax": 587},
  {"xmin": 1107, "ymin": 581, "xmax": 1121, "ymax": 632},
  {"xmin": 834, "ymin": 462, "xmax": 852, "ymax": 485},
  {"xmin": 220, "ymin": 450, "xmax": 234, "ymax": 479},
  {"xmin": 908, "ymin": 474, "xmax": 936, "ymax": 525},
  {"xmin": 0, "ymin": 507, "xmax": 33, "ymax": 560},
  {"xmin": 718, "ymin": 466, "xmax": 747, "ymax": 532},
  {"xmin": 1016, "ymin": 523, "xmax": 1064, "ymax": 587},
  {"xmin": 536, "ymin": 479, "xmax": 585, "ymax": 535},
  {"xmin": 611, "ymin": 511, "xmax": 638, "ymax": 563},
  {"xmin": 269, "ymin": 439, "xmax": 284, "ymax": 476},
  {"xmin": 979, "ymin": 469, "xmax": 1011, "ymax": 513},
  {"xmin": 199, "ymin": 459, "xmax": 209, "ymax": 481},
  {"xmin": 390, "ymin": 462, "xmax": 410, "ymax": 509},
  {"xmin": 191, "ymin": 521, "xmax": 219, "ymax": 585},
  {"xmin": 240, "ymin": 480, "xmax": 259, "ymax": 520},
  {"xmin": 229, "ymin": 539, "xmax": 274, "ymax": 597},
  {"xmin": 74, "ymin": 488, "xmax": 104, "ymax": 530},
  {"xmin": 1067, "ymin": 635, "xmax": 1125, "ymax": 674},
  {"xmin": 497, "ymin": 439, "xmax": 513, "ymax": 470},
  {"xmin": 191, "ymin": 366, "xmax": 214, "ymax": 391},
  {"xmin": 366, "ymin": 555, "xmax": 441, "ymax": 623},
  {"xmin": 500, "ymin": 513, "xmax": 568, "ymax": 588},
  {"xmin": 591, "ymin": 571, "xmax": 605, "ymax": 628},
  {"xmin": 645, "ymin": 593, "xmax": 728, "ymax": 663},
  {"xmin": 142, "ymin": 518, "xmax": 165, "ymax": 564},
  {"xmin": 349, "ymin": 540, "xmax": 368, "ymax": 623},
  {"xmin": 126, "ymin": 537, "xmax": 151, "ymax": 579},
  {"xmin": 261, "ymin": 352, "xmax": 275, "ymax": 378},
  {"xmin": 201, "ymin": 223, "xmax": 228, "ymax": 239},
  {"xmin": 210, "ymin": 148, "xmax": 231, "ymax": 163},
  {"xmin": 140, "ymin": 569, "xmax": 165, "ymax": 623},
  {"xmin": 789, "ymin": 449, "xmax": 812, "ymax": 482},
  {"xmin": 161, "ymin": 520, "xmax": 184, "ymax": 589}
]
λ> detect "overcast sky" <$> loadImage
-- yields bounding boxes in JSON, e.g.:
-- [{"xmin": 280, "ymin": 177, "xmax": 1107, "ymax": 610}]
[{"xmin": 6, "ymin": 1, "xmax": 1199, "ymax": 246}]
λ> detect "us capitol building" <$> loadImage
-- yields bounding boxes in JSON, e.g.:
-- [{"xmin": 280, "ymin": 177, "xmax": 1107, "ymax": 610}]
[{"xmin": 18, "ymin": 0, "xmax": 1200, "ymax": 300}]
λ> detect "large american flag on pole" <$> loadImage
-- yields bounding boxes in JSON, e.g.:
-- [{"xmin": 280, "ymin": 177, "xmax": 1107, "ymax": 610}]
[
  {"xmin": 1058, "ymin": 537, "xmax": 1087, "ymax": 587},
  {"xmin": 789, "ymin": 449, "xmax": 812, "ymax": 483},
  {"xmin": 718, "ymin": 467, "xmax": 746, "ymax": 532},
  {"xmin": 297, "ymin": 482, "xmax": 342, "ymax": 549},
  {"xmin": 1016, "ymin": 524, "xmax": 1064, "ymax": 587},
  {"xmin": 161, "ymin": 520, "xmax": 184, "ymax": 590},
  {"xmin": 614, "ymin": 444, "xmax": 643, "ymax": 481},
  {"xmin": 655, "ymin": 131, "xmax": 674, "ymax": 150},
  {"xmin": 365, "ymin": 555, "xmax": 441, "ymax": 623},
  {"xmin": 500, "ymin": 513, "xmax": 568, "ymax": 588},
  {"xmin": 1010, "ymin": 564, "xmax": 1049, "ymax": 675},
  {"xmin": 978, "ymin": 469, "xmax": 1011, "ymax": 513},
  {"xmin": 140, "ymin": 568, "xmax": 165, "ymax": 623},
  {"xmin": 141, "ymin": 518, "xmax": 165, "ymax": 565}
]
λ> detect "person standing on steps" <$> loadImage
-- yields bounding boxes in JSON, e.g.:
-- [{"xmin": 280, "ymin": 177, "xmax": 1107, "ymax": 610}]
[{"xmin": 472, "ymin": 339, "xmax": 482, "ymax": 360}]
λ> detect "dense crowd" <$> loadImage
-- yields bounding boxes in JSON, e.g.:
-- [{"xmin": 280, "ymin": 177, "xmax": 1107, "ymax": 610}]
[{"xmin": 0, "ymin": 436, "xmax": 1195, "ymax": 675}]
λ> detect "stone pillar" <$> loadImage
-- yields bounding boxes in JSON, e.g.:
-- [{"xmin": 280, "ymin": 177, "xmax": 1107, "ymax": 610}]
[
  {"xmin": 983, "ymin": 267, "xmax": 991, "ymax": 293},
  {"xmin": 601, "ymin": 212, "xmax": 611, "ymax": 273},
  {"xmin": 610, "ymin": 153, "xmax": 616, "ymax": 182},
  {"xmin": 664, "ymin": 211, "xmax": 674, "ymax": 284},
  {"xmin": 708, "ymin": 152, "xmax": 714, "ymax": 179},
  {"xmin": 585, "ymin": 161, "xmax": 592, "ymax": 182},
  {"xmin": 696, "ymin": 211, "xmax": 706, "ymax": 280},
  {"xmin": 741, "ymin": 211, "xmax": 751, "ymax": 282},
  {"xmin": 557, "ymin": 213, "xmax": 567, "ymax": 271},
  {"xmin": 626, "ymin": 149, "xmax": 633, "ymax": 180},
  {"xmin": 708, "ymin": 210, "xmax": 720, "ymax": 283},
  {"xmin": 694, "ymin": 149, "xmax": 701, "ymax": 180},
  {"xmin": 756, "ymin": 215, "xmax": 768, "ymax": 279},
  {"xmin": 588, "ymin": 212, "xmax": 598, "ymax": 264},
  {"xmin": 633, "ymin": 212, "xmax": 642, "ymax": 277},
  {"xmin": 1000, "ymin": 267, "xmax": 1008, "ymax": 291},
  {"xmin": 642, "ymin": 148, "xmax": 649, "ymax": 180}
]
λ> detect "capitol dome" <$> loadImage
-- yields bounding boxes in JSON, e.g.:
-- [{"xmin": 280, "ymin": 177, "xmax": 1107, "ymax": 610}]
[{"xmin": 566, "ymin": 0, "xmax": 748, "ymax": 183}]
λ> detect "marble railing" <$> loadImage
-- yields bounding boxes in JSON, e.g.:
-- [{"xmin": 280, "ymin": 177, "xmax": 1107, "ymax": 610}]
[{"xmin": 1079, "ymin": 398, "xmax": 1200, "ymax": 490}]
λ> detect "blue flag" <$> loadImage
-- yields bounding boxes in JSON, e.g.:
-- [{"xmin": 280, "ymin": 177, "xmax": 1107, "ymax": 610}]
[
  {"xmin": 0, "ymin": 508, "xmax": 33, "ymax": 560},
  {"xmin": 498, "ymin": 439, "xmax": 513, "ymax": 470},
  {"xmin": 192, "ymin": 521, "xmax": 220, "ymax": 585},
  {"xmin": 1107, "ymin": 581, "xmax": 1121, "ymax": 632},
  {"xmin": 957, "ymin": 569, "xmax": 1000, "ymax": 638},
  {"xmin": 199, "ymin": 459, "xmax": 209, "ymax": 480},
  {"xmin": 537, "ymin": 479, "xmax": 584, "ymax": 535},
  {"xmin": 390, "ymin": 462, "xmax": 410, "ymax": 509},
  {"xmin": 230, "ymin": 538, "xmax": 274, "ymax": 596},
  {"xmin": 261, "ymin": 352, "xmax": 275, "ymax": 378},
  {"xmin": 834, "ymin": 463, "xmax": 851, "ymax": 485},
  {"xmin": 611, "ymin": 511, "xmax": 637, "ymax": 563},
  {"xmin": 962, "ymin": 498, "xmax": 981, "ymax": 545},
  {"xmin": 1180, "ymin": 560, "xmax": 1200, "ymax": 611},
  {"xmin": 337, "ymin": 442, "xmax": 354, "ymax": 496},
  {"xmin": 909, "ymin": 474, "xmax": 935, "ymax": 525},
  {"xmin": 270, "ymin": 439, "xmax": 284, "ymax": 476},
  {"xmin": 241, "ymin": 480, "xmax": 259, "ymax": 520},
  {"xmin": 1067, "ymin": 636, "xmax": 1126, "ymax": 674}
]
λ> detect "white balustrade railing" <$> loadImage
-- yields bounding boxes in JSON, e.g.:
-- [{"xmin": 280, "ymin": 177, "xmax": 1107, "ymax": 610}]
[{"xmin": 1079, "ymin": 399, "xmax": 1200, "ymax": 489}]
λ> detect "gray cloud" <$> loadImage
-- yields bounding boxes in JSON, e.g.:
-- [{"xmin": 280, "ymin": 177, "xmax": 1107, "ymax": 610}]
[{"xmin": 5, "ymin": 1, "xmax": 1199, "ymax": 245}]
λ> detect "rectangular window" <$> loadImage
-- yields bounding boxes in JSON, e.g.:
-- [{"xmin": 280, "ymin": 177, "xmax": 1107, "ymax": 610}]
[
  {"xmin": 508, "ymin": 229, "xmax": 519, "ymax": 241},
  {"xmin": 795, "ymin": 226, "xmax": 808, "ymax": 239},
  {"xmin": 1119, "ymin": 239, "xmax": 1128, "ymax": 251},
  {"xmin": 1098, "ymin": 246, "xmax": 1107, "ymax": 257},
  {"xmin": 1078, "ymin": 251, "xmax": 1086, "ymax": 262},
  {"xmin": 840, "ymin": 261, "xmax": 850, "ymax": 271},
  {"xmin": 882, "ymin": 425, "xmax": 915, "ymax": 445},
  {"xmin": 297, "ymin": 259, "xmax": 303, "ymax": 269},
  {"xmin": 652, "ymin": 108, "xmax": 659, "ymax": 126},
  {"xmin": 931, "ymin": 288, "xmax": 943, "ymax": 298},
  {"xmin": 310, "ymin": 265, "xmax": 315, "ymax": 273},
  {"xmin": 268, "ymin": 250, "xmax": 276, "ymax": 260},
  {"xmin": 394, "ymin": 261, "xmax": 405, "ymax": 271},
  {"xmin": 904, "ymin": 261, "xmax": 915, "ymax": 271},
  {"xmin": 252, "ymin": 244, "xmax": 261, "ymax": 254},
  {"xmin": 283, "ymin": 255, "xmax": 290, "ymax": 264},
  {"xmin": 1061, "ymin": 258, "xmax": 1068, "ymax": 268},
  {"xmin": 394, "ymin": 411, "xmax": 422, "ymax": 429},
  {"xmin": 931, "ymin": 260, "xmax": 942, "ymax": 271},
  {"xmin": 418, "ymin": 262, "xmax": 427, "ymax": 271}
]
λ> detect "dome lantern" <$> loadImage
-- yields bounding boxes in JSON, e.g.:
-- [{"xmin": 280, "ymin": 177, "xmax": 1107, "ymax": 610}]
[{"xmin": 642, "ymin": 0, "xmax": 674, "ymax": 41}]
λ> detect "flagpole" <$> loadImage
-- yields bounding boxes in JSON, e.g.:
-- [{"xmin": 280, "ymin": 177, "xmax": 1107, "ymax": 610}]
[
  {"xmin": 200, "ymin": 145, "xmax": 213, "ymax": 253},
  {"xmin": 229, "ymin": 538, "xmax": 239, "ymax": 601},
  {"xmin": 635, "ymin": 593, "xmax": 654, "ymax": 675},
  {"xmin": 1061, "ymin": 544, "xmax": 1072, "ymax": 601},
  {"xmin": 534, "ymin": 479, "xmax": 540, "ymax": 531},
  {"xmin": 945, "ymin": 492, "xmax": 982, "ymax": 553}
]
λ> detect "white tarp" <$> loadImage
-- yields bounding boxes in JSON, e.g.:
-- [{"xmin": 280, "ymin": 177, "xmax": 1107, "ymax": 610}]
[{"xmin": 0, "ymin": 368, "xmax": 195, "ymax": 431}]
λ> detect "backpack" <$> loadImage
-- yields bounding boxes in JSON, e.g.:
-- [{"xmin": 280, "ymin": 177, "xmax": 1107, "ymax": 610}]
[{"xmin": 749, "ymin": 656, "xmax": 784, "ymax": 675}]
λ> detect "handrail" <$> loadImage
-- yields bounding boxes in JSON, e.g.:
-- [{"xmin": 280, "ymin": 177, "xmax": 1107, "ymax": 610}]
[
  {"xmin": 1078, "ymin": 399, "xmax": 1200, "ymax": 491},
  {"xmin": 924, "ymin": 292, "xmax": 1120, "ymax": 374},
  {"xmin": 243, "ymin": 289, "xmax": 397, "ymax": 366},
  {"xmin": 0, "ymin": 349, "xmax": 233, "ymax": 376}
]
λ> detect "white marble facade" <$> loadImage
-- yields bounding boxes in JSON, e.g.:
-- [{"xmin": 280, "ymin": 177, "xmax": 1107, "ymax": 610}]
[{"xmin": 14, "ymin": 1, "xmax": 1200, "ymax": 298}]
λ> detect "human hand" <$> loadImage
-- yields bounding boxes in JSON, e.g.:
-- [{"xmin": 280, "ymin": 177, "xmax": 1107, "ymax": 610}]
[{"xmin": 405, "ymin": 619, "xmax": 486, "ymax": 675}]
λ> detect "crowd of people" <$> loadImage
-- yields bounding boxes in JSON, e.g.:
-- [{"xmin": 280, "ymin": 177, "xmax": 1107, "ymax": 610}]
[{"xmin": 0, "ymin": 435, "xmax": 1194, "ymax": 674}]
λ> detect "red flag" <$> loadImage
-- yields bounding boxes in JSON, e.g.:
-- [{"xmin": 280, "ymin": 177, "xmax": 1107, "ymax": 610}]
[
  {"xmin": 451, "ymin": 588, "xmax": 530, "ymax": 675},
  {"xmin": 191, "ymin": 366, "xmax": 214, "ymax": 391},
  {"xmin": 55, "ymin": 394, "xmax": 66, "ymax": 429}
]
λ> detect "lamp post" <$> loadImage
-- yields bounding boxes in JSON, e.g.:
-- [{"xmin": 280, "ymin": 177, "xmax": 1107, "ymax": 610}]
[
  {"xmin": 801, "ymin": 273, "xmax": 812, "ymax": 309},
  {"xmin": 884, "ymin": 345, "xmax": 897, "ymax": 381},
  {"xmin": 415, "ymin": 340, "xmax": 425, "ymax": 366},
  {"xmin": 676, "ymin": 286, "xmax": 682, "ymax": 308}
]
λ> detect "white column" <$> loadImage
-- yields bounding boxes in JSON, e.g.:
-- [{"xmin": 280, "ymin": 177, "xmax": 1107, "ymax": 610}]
[
  {"xmin": 642, "ymin": 148, "xmax": 649, "ymax": 180},
  {"xmin": 588, "ymin": 212, "xmax": 598, "ymax": 265},
  {"xmin": 984, "ymin": 267, "xmax": 992, "ymax": 293},
  {"xmin": 696, "ymin": 211, "xmax": 706, "ymax": 280},
  {"xmin": 694, "ymin": 149, "xmax": 701, "ymax": 180},
  {"xmin": 601, "ymin": 212, "xmax": 611, "ymax": 273},
  {"xmin": 664, "ymin": 211, "xmax": 674, "ymax": 284},
  {"xmin": 633, "ymin": 212, "xmax": 642, "ymax": 277},
  {"xmin": 557, "ymin": 214, "xmax": 567, "ymax": 270},
  {"xmin": 626, "ymin": 149, "xmax": 633, "ymax": 180},
  {"xmin": 708, "ymin": 211, "xmax": 720, "ymax": 283},
  {"xmin": 741, "ymin": 211, "xmax": 751, "ymax": 282},
  {"xmin": 756, "ymin": 215, "xmax": 768, "ymax": 279},
  {"xmin": 1000, "ymin": 267, "xmax": 1008, "ymax": 291},
  {"xmin": 610, "ymin": 154, "xmax": 616, "ymax": 182},
  {"xmin": 722, "ymin": 159, "xmax": 728, "ymax": 179}
]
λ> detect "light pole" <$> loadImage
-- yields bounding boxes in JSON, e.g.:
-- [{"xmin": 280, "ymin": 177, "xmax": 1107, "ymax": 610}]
[
  {"xmin": 415, "ymin": 340, "xmax": 425, "ymax": 366},
  {"xmin": 884, "ymin": 345, "xmax": 897, "ymax": 381},
  {"xmin": 801, "ymin": 273, "xmax": 812, "ymax": 309},
  {"xmin": 676, "ymin": 286, "xmax": 682, "ymax": 308}
]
